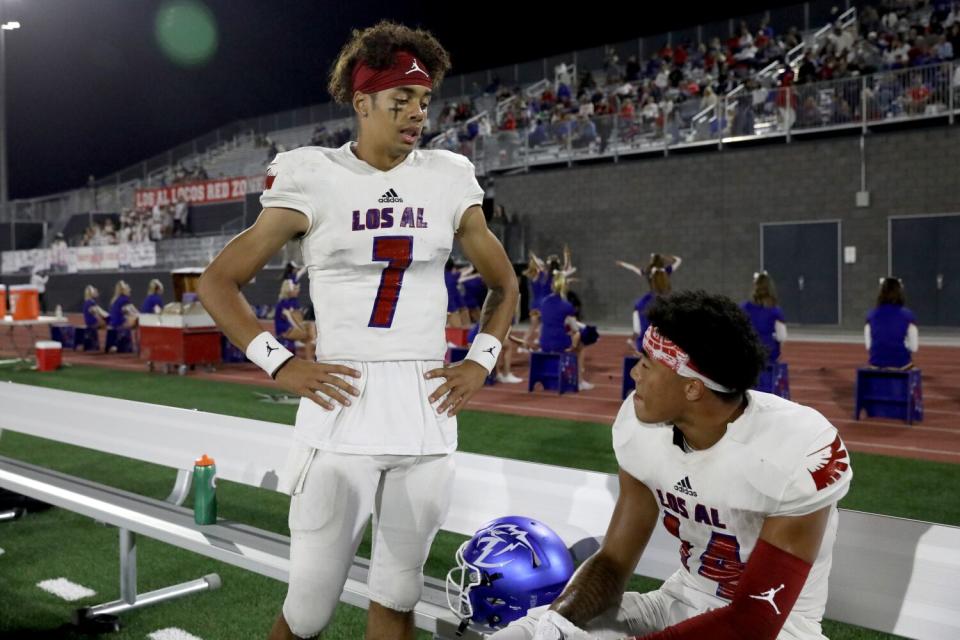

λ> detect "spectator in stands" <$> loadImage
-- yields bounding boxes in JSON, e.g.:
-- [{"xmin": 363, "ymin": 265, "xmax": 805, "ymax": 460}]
[
  {"xmin": 571, "ymin": 114, "xmax": 598, "ymax": 150},
  {"xmin": 699, "ymin": 86, "xmax": 718, "ymax": 112},
  {"xmin": 82, "ymin": 285, "xmax": 109, "ymax": 351},
  {"xmin": 274, "ymin": 279, "xmax": 315, "ymax": 355},
  {"xmin": 742, "ymin": 271, "xmax": 787, "ymax": 365},
  {"xmin": 150, "ymin": 204, "xmax": 168, "ymax": 241},
  {"xmin": 625, "ymin": 55, "xmax": 641, "ymax": 82},
  {"xmin": 538, "ymin": 272, "xmax": 595, "ymax": 391},
  {"xmin": 884, "ymin": 36, "xmax": 911, "ymax": 67},
  {"xmin": 866, "ymin": 277, "xmax": 918, "ymax": 369},
  {"xmin": 828, "ymin": 22, "xmax": 855, "ymax": 58},
  {"xmin": 140, "ymin": 279, "xmax": 165, "ymax": 314},
  {"xmin": 798, "ymin": 50, "xmax": 819, "ymax": 84},
  {"xmin": 798, "ymin": 94, "xmax": 822, "ymax": 127},
  {"xmin": 173, "ymin": 197, "xmax": 189, "ymax": 236},
  {"xmin": 854, "ymin": 33, "xmax": 885, "ymax": 74},
  {"xmin": 30, "ymin": 267, "xmax": 50, "ymax": 313},
  {"xmin": 934, "ymin": 32, "xmax": 954, "ymax": 59},
  {"xmin": 906, "ymin": 73, "xmax": 932, "ymax": 113},
  {"xmin": 50, "ymin": 233, "xmax": 69, "ymax": 272}
]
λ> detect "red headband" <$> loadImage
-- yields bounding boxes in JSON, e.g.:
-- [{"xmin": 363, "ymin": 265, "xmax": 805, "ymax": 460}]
[
  {"xmin": 352, "ymin": 50, "xmax": 432, "ymax": 95},
  {"xmin": 642, "ymin": 326, "xmax": 734, "ymax": 393}
]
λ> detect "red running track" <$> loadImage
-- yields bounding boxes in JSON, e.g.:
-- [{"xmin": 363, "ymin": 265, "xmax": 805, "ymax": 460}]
[{"xmin": 3, "ymin": 323, "xmax": 958, "ymax": 464}]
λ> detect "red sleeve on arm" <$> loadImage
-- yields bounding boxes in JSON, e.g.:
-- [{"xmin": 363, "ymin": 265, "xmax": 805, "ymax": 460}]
[{"xmin": 636, "ymin": 540, "xmax": 812, "ymax": 640}]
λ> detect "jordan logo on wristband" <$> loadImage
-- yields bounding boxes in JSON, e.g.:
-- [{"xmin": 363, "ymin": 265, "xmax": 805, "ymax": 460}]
[
  {"xmin": 266, "ymin": 343, "xmax": 278, "ymax": 357},
  {"xmin": 482, "ymin": 346, "xmax": 497, "ymax": 358},
  {"xmin": 749, "ymin": 584, "xmax": 785, "ymax": 615}
]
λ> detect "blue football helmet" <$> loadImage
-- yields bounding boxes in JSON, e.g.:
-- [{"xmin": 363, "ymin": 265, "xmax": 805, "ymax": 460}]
[{"xmin": 446, "ymin": 516, "xmax": 575, "ymax": 629}]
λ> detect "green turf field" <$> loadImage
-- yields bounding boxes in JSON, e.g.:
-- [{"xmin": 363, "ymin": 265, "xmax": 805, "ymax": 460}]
[{"xmin": 1, "ymin": 363, "xmax": 955, "ymax": 639}]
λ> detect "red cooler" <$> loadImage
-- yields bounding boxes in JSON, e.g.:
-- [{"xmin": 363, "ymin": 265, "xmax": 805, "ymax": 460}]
[
  {"xmin": 36, "ymin": 340, "xmax": 63, "ymax": 371},
  {"xmin": 0, "ymin": 284, "xmax": 6, "ymax": 316}
]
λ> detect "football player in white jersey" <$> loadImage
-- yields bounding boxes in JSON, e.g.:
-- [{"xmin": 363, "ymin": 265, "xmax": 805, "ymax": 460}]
[
  {"xmin": 491, "ymin": 291, "xmax": 852, "ymax": 640},
  {"xmin": 198, "ymin": 21, "xmax": 518, "ymax": 640}
]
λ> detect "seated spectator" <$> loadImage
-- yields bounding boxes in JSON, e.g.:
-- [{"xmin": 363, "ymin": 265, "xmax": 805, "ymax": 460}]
[
  {"xmin": 906, "ymin": 74, "xmax": 932, "ymax": 113},
  {"xmin": 527, "ymin": 118, "xmax": 549, "ymax": 148},
  {"xmin": 173, "ymin": 197, "xmax": 190, "ymax": 236},
  {"xmin": 140, "ymin": 279, "xmax": 165, "ymax": 314},
  {"xmin": 865, "ymin": 277, "xmax": 918, "ymax": 369},
  {"xmin": 884, "ymin": 37, "xmax": 911, "ymax": 67},
  {"xmin": 741, "ymin": 271, "xmax": 787, "ymax": 365},
  {"xmin": 50, "ymin": 233, "xmax": 69, "ymax": 271},
  {"xmin": 571, "ymin": 114, "xmax": 598, "ymax": 149},
  {"xmin": 934, "ymin": 33, "xmax": 954, "ymax": 59}
]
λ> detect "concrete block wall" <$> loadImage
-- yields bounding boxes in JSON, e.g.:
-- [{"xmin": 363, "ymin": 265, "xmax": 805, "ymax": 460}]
[{"xmin": 496, "ymin": 126, "xmax": 960, "ymax": 329}]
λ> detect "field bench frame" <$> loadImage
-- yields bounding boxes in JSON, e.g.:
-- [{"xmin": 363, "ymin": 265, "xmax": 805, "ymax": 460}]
[{"xmin": 0, "ymin": 382, "xmax": 957, "ymax": 639}]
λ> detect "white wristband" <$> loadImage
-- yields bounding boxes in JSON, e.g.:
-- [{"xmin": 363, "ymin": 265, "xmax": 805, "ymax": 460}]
[
  {"xmin": 246, "ymin": 331, "xmax": 295, "ymax": 378},
  {"xmin": 465, "ymin": 332, "xmax": 502, "ymax": 375}
]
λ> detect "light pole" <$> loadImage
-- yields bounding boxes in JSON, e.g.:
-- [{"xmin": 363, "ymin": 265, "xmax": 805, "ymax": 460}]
[{"xmin": 1, "ymin": 14, "xmax": 21, "ymax": 218}]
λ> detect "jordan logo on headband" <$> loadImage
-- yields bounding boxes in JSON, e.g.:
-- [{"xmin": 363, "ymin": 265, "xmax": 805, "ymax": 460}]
[{"xmin": 405, "ymin": 58, "xmax": 430, "ymax": 78}]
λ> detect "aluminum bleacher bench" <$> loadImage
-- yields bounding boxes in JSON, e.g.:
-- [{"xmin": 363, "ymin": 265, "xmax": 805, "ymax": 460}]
[{"xmin": 0, "ymin": 382, "xmax": 958, "ymax": 639}]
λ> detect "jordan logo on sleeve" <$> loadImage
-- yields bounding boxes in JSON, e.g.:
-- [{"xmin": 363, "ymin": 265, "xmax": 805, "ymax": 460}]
[
  {"xmin": 749, "ymin": 584, "xmax": 785, "ymax": 615},
  {"xmin": 266, "ymin": 343, "xmax": 279, "ymax": 357},
  {"xmin": 482, "ymin": 346, "xmax": 497, "ymax": 358}
]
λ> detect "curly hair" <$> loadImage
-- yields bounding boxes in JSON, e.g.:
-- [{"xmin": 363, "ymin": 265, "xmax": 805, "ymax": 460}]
[
  {"xmin": 328, "ymin": 21, "xmax": 452, "ymax": 104},
  {"xmin": 647, "ymin": 290, "xmax": 766, "ymax": 397}
]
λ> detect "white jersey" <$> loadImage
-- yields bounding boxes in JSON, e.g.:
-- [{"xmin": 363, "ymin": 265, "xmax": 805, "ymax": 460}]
[
  {"xmin": 260, "ymin": 143, "xmax": 484, "ymax": 362},
  {"xmin": 613, "ymin": 390, "xmax": 852, "ymax": 626}
]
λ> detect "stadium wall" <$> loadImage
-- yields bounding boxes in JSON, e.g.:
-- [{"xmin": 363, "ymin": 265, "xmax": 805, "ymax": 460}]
[{"xmin": 497, "ymin": 125, "xmax": 960, "ymax": 330}]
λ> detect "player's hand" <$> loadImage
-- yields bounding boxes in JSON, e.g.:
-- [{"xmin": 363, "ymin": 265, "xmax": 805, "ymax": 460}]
[
  {"xmin": 274, "ymin": 359, "xmax": 360, "ymax": 410},
  {"xmin": 424, "ymin": 359, "xmax": 488, "ymax": 417},
  {"xmin": 533, "ymin": 610, "xmax": 592, "ymax": 640}
]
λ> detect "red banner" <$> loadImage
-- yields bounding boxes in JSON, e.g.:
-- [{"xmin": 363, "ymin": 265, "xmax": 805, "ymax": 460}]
[{"xmin": 135, "ymin": 177, "xmax": 250, "ymax": 208}]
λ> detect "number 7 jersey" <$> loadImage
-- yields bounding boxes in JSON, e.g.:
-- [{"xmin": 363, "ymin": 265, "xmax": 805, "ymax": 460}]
[{"xmin": 260, "ymin": 143, "xmax": 484, "ymax": 361}]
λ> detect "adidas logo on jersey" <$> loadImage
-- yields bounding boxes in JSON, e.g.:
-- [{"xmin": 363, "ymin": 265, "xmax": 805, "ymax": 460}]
[
  {"xmin": 378, "ymin": 188, "xmax": 403, "ymax": 203},
  {"xmin": 674, "ymin": 476, "xmax": 698, "ymax": 497}
]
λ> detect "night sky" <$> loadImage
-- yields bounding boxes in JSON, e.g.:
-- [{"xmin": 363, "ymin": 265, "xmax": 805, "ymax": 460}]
[{"xmin": 4, "ymin": 0, "xmax": 791, "ymax": 199}]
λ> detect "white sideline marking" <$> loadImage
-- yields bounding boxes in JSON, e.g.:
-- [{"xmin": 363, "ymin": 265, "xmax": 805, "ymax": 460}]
[
  {"xmin": 0, "ymin": 547, "xmax": 5, "ymax": 556},
  {"xmin": 36, "ymin": 577, "xmax": 96, "ymax": 601},
  {"xmin": 148, "ymin": 628, "xmax": 205, "ymax": 640}
]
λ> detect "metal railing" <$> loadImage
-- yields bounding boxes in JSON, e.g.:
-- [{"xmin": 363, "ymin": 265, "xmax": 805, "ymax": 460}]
[{"xmin": 448, "ymin": 61, "xmax": 959, "ymax": 174}]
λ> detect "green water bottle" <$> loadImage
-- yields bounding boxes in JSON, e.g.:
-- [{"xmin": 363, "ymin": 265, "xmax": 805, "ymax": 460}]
[{"xmin": 193, "ymin": 454, "xmax": 218, "ymax": 525}]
